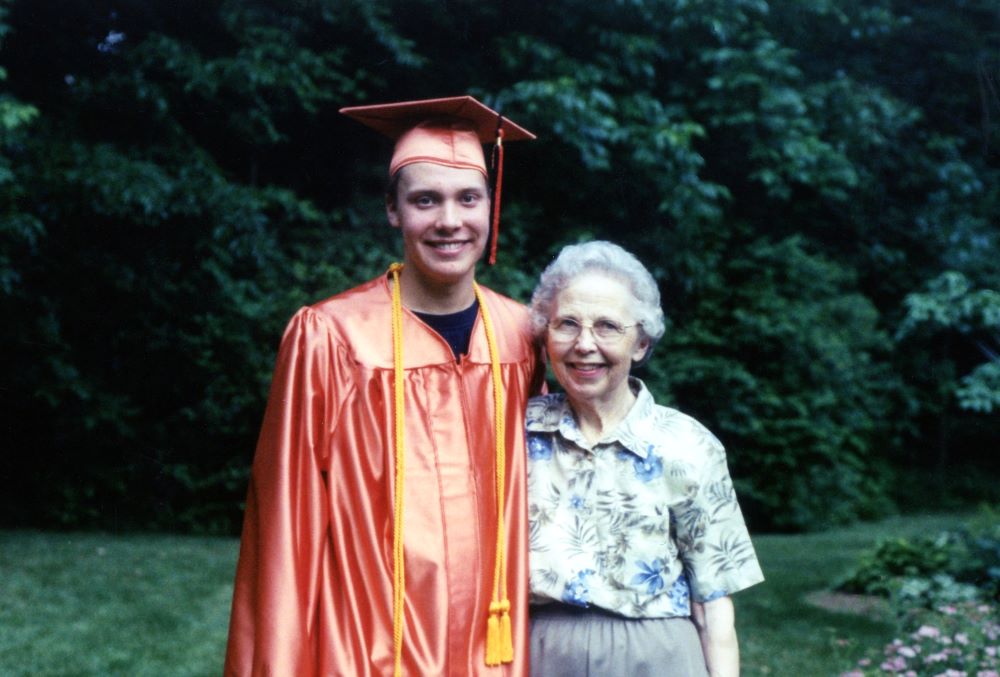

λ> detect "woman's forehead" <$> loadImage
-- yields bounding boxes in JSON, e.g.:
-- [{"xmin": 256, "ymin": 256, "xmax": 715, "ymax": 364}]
[{"xmin": 554, "ymin": 273, "xmax": 635, "ymax": 313}]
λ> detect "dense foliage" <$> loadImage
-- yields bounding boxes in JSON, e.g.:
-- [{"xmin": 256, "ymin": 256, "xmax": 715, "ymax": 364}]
[{"xmin": 1, "ymin": 0, "xmax": 998, "ymax": 532}]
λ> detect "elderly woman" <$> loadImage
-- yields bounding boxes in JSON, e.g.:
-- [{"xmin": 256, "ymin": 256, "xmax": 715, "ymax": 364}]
[{"xmin": 526, "ymin": 241, "xmax": 764, "ymax": 677}]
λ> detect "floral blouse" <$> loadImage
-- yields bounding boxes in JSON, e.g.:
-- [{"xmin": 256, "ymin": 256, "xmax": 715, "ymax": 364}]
[{"xmin": 526, "ymin": 379, "xmax": 764, "ymax": 618}]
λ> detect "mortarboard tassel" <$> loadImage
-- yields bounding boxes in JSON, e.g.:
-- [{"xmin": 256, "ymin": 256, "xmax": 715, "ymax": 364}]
[{"xmin": 488, "ymin": 124, "xmax": 505, "ymax": 266}]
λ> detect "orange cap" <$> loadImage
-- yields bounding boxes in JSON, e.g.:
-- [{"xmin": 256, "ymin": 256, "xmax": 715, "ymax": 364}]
[
  {"xmin": 339, "ymin": 95, "xmax": 535, "ymax": 177},
  {"xmin": 340, "ymin": 95, "xmax": 535, "ymax": 264}
]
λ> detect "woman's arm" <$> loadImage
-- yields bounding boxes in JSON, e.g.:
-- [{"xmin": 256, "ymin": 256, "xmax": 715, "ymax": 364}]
[{"xmin": 691, "ymin": 595, "xmax": 739, "ymax": 677}]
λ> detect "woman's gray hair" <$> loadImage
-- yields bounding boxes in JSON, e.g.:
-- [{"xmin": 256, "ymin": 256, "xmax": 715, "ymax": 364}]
[{"xmin": 530, "ymin": 240, "xmax": 666, "ymax": 361}]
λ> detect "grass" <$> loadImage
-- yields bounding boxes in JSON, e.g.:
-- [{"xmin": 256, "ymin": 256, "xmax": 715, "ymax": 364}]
[
  {"xmin": 0, "ymin": 512, "xmax": 973, "ymax": 676},
  {"xmin": 0, "ymin": 531, "xmax": 238, "ymax": 677}
]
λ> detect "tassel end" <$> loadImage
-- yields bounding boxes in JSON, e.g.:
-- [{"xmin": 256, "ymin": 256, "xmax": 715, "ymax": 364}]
[
  {"xmin": 499, "ymin": 608, "xmax": 514, "ymax": 663},
  {"xmin": 486, "ymin": 601, "xmax": 513, "ymax": 667},
  {"xmin": 485, "ymin": 612, "xmax": 501, "ymax": 666}
]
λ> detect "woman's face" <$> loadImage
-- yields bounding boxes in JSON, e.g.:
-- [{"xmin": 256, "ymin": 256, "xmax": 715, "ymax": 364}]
[{"xmin": 545, "ymin": 272, "xmax": 649, "ymax": 412}]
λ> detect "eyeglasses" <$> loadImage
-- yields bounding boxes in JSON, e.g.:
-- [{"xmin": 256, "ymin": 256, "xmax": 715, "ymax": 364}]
[{"xmin": 548, "ymin": 317, "xmax": 637, "ymax": 343}]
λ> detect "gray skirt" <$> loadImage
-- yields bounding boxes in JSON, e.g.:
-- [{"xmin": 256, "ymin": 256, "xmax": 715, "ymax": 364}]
[{"xmin": 530, "ymin": 604, "xmax": 709, "ymax": 677}]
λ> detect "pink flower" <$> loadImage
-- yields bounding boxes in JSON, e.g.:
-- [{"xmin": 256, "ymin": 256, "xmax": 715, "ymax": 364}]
[
  {"xmin": 955, "ymin": 633, "xmax": 969, "ymax": 645},
  {"xmin": 918, "ymin": 625, "xmax": 943, "ymax": 638},
  {"xmin": 859, "ymin": 658, "xmax": 872, "ymax": 666},
  {"xmin": 941, "ymin": 605, "xmax": 958, "ymax": 615},
  {"xmin": 986, "ymin": 646, "xmax": 997, "ymax": 657},
  {"xmin": 881, "ymin": 656, "xmax": 907, "ymax": 671},
  {"xmin": 898, "ymin": 646, "xmax": 917, "ymax": 658}
]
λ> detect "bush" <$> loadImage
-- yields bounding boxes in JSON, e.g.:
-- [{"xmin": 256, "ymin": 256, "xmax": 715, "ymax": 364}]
[
  {"xmin": 965, "ymin": 506, "xmax": 1000, "ymax": 603},
  {"xmin": 836, "ymin": 507, "xmax": 1000, "ymax": 604},
  {"xmin": 894, "ymin": 575, "xmax": 982, "ymax": 611},
  {"xmin": 836, "ymin": 534, "xmax": 968, "ymax": 598}
]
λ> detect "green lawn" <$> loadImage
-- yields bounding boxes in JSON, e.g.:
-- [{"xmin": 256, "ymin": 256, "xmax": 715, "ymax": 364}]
[
  {"xmin": 0, "ymin": 513, "xmax": 971, "ymax": 676},
  {"xmin": 0, "ymin": 531, "xmax": 238, "ymax": 677}
]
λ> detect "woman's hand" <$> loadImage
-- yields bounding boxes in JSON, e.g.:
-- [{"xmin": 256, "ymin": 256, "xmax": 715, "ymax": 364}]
[{"xmin": 691, "ymin": 596, "xmax": 740, "ymax": 677}]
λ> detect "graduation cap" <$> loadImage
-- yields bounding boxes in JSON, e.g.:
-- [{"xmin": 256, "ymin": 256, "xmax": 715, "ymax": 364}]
[{"xmin": 340, "ymin": 95, "xmax": 535, "ymax": 265}]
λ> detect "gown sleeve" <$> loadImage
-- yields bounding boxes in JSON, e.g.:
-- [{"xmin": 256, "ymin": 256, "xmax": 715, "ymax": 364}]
[{"xmin": 225, "ymin": 307, "xmax": 338, "ymax": 676}]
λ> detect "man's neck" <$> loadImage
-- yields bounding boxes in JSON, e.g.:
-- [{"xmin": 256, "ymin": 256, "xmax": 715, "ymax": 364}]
[{"xmin": 398, "ymin": 267, "xmax": 477, "ymax": 314}]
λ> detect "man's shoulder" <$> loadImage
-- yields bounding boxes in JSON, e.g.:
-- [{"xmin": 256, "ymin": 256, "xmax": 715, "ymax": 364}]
[
  {"xmin": 309, "ymin": 275, "xmax": 388, "ymax": 317},
  {"xmin": 278, "ymin": 276, "xmax": 391, "ymax": 351},
  {"xmin": 476, "ymin": 284, "xmax": 526, "ymax": 309},
  {"xmin": 476, "ymin": 283, "xmax": 532, "ymax": 327}
]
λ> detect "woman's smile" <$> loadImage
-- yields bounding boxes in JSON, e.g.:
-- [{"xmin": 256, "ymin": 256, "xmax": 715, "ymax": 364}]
[{"xmin": 545, "ymin": 272, "xmax": 648, "ymax": 413}]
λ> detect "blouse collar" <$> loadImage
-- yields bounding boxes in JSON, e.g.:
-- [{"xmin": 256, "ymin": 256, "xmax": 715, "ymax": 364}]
[{"xmin": 531, "ymin": 377, "xmax": 656, "ymax": 459}]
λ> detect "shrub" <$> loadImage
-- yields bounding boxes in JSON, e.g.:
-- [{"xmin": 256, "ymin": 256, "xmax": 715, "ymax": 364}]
[
  {"xmin": 836, "ymin": 534, "xmax": 967, "ymax": 598},
  {"xmin": 964, "ymin": 506, "xmax": 1000, "ymax": 603},
  {"xmin": 836, "ymin": 508, "xmax": 1000, "ymax": 605},
  {"xmin": 895, "ymin": 575, "xmax": 982, "ymax": 611}
]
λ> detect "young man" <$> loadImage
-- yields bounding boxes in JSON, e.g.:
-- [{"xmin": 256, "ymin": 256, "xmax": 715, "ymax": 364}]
[{"xmin": 224, "ymin": 96, "xmax": 544, "ymax": 676}]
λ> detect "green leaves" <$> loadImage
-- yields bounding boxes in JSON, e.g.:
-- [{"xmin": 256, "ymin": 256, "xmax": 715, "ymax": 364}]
[
  {"xmin": 656, "ymin": 236, "xmax": 895, "ymax": 529},
  {"xmin": 1, "ymin": 0, "xmax": 997, "ymax": 532},
  {"xmin": 899, "ymin": 272, "xmax": 1000, "ymax": 334},
  {"xmin": 899, "ymin": 272, "xmax": 1000, "ymax": 413}
]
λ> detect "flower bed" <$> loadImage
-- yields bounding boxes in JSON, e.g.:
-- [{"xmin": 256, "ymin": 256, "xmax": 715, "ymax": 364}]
[{"xmin": 841, "ymin": 600, "xmax": 999, "ymax": 676}]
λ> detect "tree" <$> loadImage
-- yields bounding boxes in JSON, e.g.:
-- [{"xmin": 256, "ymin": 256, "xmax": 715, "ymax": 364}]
[
  {"xmin": 1, "ymin": 0, "xmax": 997, "ymax": 532},
  {"xmin": 898, "ymin": 272, "xmax": 1000, "ymax": 414}
]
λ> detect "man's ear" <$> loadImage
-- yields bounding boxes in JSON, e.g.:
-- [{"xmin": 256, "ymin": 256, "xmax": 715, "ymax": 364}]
[{"xmin": 386, "ymin": 193, "xmax": 400, "ymax": 228}]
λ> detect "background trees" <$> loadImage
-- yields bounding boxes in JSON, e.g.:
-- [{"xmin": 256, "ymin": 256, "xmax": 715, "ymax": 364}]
[{"xmin": 1, "ymin": 0, "xmax": 997, "ymax": 532}]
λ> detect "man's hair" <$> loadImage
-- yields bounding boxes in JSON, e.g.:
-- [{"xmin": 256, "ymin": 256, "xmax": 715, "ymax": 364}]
[
  {"xmin": 529, "ymin": 240, "xmax": 666, "ymax": 364},
  {"xmin": 385, "ymin": 171, "xmax": 402, "ymax": 207}
]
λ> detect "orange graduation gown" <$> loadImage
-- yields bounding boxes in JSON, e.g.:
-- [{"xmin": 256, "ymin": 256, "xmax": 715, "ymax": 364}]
[{"xmin": 225, "ymin": 274, "xmax": 543, "ymax": 676}]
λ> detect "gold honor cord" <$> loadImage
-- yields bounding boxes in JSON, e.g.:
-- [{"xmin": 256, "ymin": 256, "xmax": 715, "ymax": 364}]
[
  {"xmin": 388, "ymin": 263, "xmax": 406, "ymax": 677},
  {"xmin": 473, "ymin": 281, "xmax": 513, "ymax": 666},
  {"xmin": 387, "ymin": 264, "xmax": 513, "ymax": 674}
]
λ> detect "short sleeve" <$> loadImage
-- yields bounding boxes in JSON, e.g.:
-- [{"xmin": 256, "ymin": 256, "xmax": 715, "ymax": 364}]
[{"xmin": 671, "ymin": 426, "xmax": 764, "ymax": 602}]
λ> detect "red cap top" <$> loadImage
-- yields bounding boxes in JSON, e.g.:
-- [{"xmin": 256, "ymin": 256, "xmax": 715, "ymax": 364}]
[{"xmin": 340, "ymin": 95, "xmax": 535, "ymax": 177}]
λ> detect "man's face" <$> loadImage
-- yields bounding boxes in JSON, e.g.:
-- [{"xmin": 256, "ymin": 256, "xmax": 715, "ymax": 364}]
[{"xmin": 386, "ymin": 162, "xmax": 490, "ymax": 291}]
